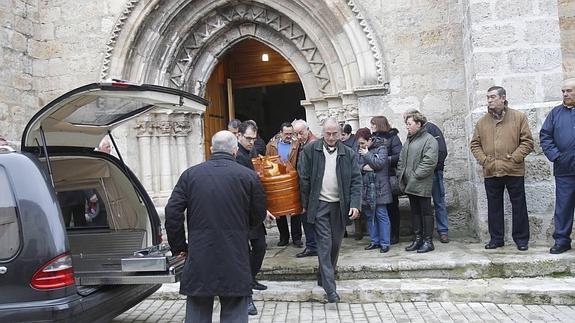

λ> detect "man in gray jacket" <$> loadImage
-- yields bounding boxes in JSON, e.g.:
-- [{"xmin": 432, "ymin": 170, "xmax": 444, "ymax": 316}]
[{"xmin": 298, "ymin": 118, "xmax": 362, "ymax": 303}]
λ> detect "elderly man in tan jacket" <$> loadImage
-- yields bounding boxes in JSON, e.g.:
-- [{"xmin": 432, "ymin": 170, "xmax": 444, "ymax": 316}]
[{"xmin": 471, "ymin": 86, "xmax": 534, "ymax": 251}]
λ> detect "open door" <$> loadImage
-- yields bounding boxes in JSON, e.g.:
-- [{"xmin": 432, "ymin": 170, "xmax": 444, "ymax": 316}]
[{"xmin": 203, "ymin": 63, "xmax": 229, "ymax": 157}]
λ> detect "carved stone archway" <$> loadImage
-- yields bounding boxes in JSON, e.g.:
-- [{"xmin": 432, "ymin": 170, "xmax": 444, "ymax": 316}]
[{"xmin": 102, "ymin": 0, "xmax": 388, "ymax": 203}]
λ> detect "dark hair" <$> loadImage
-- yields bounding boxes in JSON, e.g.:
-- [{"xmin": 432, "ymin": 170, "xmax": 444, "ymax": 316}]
[
  {"xmin": 228, "ymin": 119, "xmax": 241, "ymax": 129},
  {"xmin": 405, "ymin": 111, "xmax": 427, "ymax": 126},
  {"xmin": 370, "ymin": 116, "xmax": 392, "ymax": 132},
  {"xmin": 355, "ymin": 127, "xmax": 371, "ymax": 141},
  {"xmin": 280, "ymin": 122, "xmax": 293, "ymax": 131},
  {"xmin": 487, "ymin": 86, "xmax": 508, "ymax": 106},
  {"xmin": 342, "ymin": 124, "xmax": 352, "ymax": 134},
  {"xmin": 238, "ymin": 120, "xmax": 257, "ymax": 135}
]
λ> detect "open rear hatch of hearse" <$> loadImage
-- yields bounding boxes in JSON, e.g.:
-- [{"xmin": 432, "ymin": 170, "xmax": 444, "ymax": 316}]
[{"xmin": 21, "ymin": 81, "xmax": 207, "ymax": 286}]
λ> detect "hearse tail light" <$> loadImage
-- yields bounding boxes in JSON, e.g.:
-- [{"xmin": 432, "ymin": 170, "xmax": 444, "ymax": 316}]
[{"xmin": 31, "ymin": 253, "xmax": 75, "ymax": 290}]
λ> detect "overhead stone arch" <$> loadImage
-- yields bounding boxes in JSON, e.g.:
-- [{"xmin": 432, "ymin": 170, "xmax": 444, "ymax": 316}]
[{"xmin": 102, "ymin": 0, "xmax": 389, "ymax": 129}]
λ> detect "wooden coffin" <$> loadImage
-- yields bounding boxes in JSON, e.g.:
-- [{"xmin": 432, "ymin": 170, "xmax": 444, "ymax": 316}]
[{"xmin": 252, "ymin": 155, "xmax": 302, "ymax": 217}]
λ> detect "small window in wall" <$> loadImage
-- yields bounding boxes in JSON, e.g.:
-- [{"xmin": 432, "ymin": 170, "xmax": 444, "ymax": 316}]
[
  {"xmin": 0, "ymin": 166, "xmax": 21, "ymax": 260},
  {"xmin": 58, "ymin": 189, "xmax": 109, "ymax": 229}
]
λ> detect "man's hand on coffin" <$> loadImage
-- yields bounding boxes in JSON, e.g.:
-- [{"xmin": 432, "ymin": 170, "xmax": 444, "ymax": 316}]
[{"xmin": 266, "ymin": 210, "xmax": 276, "ymax": 222}]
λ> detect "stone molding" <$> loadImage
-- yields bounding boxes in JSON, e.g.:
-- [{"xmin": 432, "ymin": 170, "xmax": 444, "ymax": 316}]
[
  {"xmin": 346, "ymin": 0, "xmax": 385, "ymax": 84},
  {"xmin": 169, "ymin": 3, "xmax": 330, "ymax": 94},
  {"xmin": 101, "ymin": 0, "xmax": 141, "ymax": 80}
]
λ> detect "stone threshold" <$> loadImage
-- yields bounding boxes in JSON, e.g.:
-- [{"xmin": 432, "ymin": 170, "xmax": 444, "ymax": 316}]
[{"xmin": 153, "ymin": 277, "xmax": 575, "ymax": 305}]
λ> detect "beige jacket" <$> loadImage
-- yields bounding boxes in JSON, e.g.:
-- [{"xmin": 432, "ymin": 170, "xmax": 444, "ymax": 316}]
[{"xmin": 470, "ymin": 107, "xmax": 534, "ymax": 178}]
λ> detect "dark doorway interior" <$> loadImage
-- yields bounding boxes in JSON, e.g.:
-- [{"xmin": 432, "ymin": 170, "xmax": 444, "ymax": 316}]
[{"xmin": 234, "ymin": 83, "xmax": 306, "ymax": 142}]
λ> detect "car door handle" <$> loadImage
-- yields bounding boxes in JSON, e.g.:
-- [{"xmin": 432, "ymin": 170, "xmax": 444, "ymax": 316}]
[{"xmin": 0, "ymin": 266, "xmax": 6, "ymax": 274}]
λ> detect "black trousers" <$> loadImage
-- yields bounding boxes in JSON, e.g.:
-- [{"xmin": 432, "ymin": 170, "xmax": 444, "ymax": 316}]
[
  {"xmin": 276, "ymin": 215, "xmax": 302, "ymax": 243},
  {"xmin": 387, "ymin": 195, "xmax": 400, "ymax": 240},
  {"xmin": 185, "ymin": 296, "xmax": 247, "ymax": 323},
  {"xmin": 249, "ymin": 236, "xmax": 266, "ymax": 279},
  {"xmin": 407, "ymin": 194, "xmax": 434, "ymax": 239},
  {"xmin": 484, "ymin": 176, "xmax": 529, "ymax": 245},
  {"xmin": 62, "ymin": 204, "xmax": 86, "ymax": 227}
]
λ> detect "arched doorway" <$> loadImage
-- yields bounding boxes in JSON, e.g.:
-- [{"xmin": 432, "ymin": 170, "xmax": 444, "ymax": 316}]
[{"xmin": 204, "ymin": 39, "xmax": 306, "ymax": 155}]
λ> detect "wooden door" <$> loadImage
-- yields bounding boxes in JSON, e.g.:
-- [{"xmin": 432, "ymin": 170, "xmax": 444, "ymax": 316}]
[{"xmin": 203, "ymin": 62, "xmax": 228, "ymax": 157}]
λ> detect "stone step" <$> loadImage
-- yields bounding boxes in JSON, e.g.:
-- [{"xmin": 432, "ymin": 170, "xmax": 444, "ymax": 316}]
[
  {"xmin": 153, "ymin": 277, "xmax": 575, "ymax": 305},
  {"xmin": 257, "ymin": 241, "xmax": 575, "ymax": 281}
]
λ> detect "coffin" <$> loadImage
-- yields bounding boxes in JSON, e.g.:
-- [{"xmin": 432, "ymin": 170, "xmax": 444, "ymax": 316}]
[{"xmin": 252, "ymin": 155, "xmax": 302, "ymax": 217}]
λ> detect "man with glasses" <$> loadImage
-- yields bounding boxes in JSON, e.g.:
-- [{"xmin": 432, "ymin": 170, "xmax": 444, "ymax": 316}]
[
  {"xmin": 236, "ymin": 120, "xmax": 269, "ymax": 316},
  {"xmin": 292, "ymin": 119, "xmax": 319, "ymax": 258}
]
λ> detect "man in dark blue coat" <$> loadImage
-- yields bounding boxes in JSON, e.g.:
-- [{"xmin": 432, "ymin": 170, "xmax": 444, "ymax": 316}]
[
  {"xmin": 165, "ymin": 130, "xmax": 267, "ymax": 322},
  {"xmin": 540, "ymin": 78, "xmax": 575, "ymax": 254}
]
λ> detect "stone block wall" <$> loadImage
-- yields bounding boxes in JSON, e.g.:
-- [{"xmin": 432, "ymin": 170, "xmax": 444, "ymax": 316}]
[
  {"xmin": 356, "ymin": 0, "xmax": 476, "ymax": 238},
  {"xmin": 463, "ymin": 0, "xmax": 564, "ymax": 243},
  {"xmin": 0, "ymin": 0, "xmax": 38, "ymax": 146},
  {"xmin": 559, "ymin": 0, "xmax": 575, "ymax": 77}
]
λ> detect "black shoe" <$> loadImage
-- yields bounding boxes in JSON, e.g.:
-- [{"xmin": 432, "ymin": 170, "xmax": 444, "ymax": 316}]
[
  {"xmin": 485, "ymin": 241, "xmax": 504, "ymax": 249},
  {"xmin": 439, "ymin": 234, "xmax": 450, "ymax": 243},
  {"xmin": 365, "ymin": 243, "xmax": 379, "ymax": 250},
  {"xmin": 296, "ymin": 248, "xmax": 317, "ymax": 258},
  {"xmin": 417, "ymin": 239, "xmax": 435, "ymax": 253},
  {"xmin": 380, "ymin": 245, "xmax": 390, "ymax": 253},
  {"xmin": 326, "ymin": 292, "xmax": 340, "ymax": 303},
  {"xmin": 252, "ymin": 280, "xmax": 267, "ymax": 290},
  {"xmin": 277, "ymin": 240, "xmax": 289, "ymax": 247},
  {"xmin": 390, "ymin": 237, "xmax": 399, "ymax": 245},
  {"xmin": 517, "ymin": 244, "xmax": 528, "ymax": 251},
  {"xmin": 550, "ymin": 244, "xmax": 571, "ymax": 254},
  {"xmin": 248, "ymin": 301, "xmax": 258, "ymax": 315},
  {"xmin": 293, "ymin": 240, "xmax": 304, "ymax": 248},
  {"xmin": 405, "ymin": 236, "xmax": 423, "ymax": 251}
]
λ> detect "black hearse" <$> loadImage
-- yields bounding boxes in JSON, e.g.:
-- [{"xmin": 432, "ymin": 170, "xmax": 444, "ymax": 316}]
[{"xmin": 0, "ymin": 82, "xmax": 207, "ymax": 322}]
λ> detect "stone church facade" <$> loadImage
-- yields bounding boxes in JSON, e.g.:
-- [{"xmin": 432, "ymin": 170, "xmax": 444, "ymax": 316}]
[{"xmin": 1, "ymin": 0, "xmax": 573, "ymax": 241}]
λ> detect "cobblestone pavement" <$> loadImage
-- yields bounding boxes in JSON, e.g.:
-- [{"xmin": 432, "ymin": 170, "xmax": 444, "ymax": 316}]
[{"xmin": 112, "ymin": 299, "xmax": 575, "ymax": 322}]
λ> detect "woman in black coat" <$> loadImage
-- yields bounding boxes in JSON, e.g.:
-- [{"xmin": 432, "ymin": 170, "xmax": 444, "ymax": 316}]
[{"xmin": 370, "ymin": 116, "xmax": 403, "ymax": 244}]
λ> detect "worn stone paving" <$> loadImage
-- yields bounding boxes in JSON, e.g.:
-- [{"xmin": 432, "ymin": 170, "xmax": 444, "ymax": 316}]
[{"xmin": 112, "ymin": 299, "xmax": 575, "ymax": 322}]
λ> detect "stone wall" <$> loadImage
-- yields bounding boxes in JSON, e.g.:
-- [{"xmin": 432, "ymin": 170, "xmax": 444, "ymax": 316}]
[
  {"xmin": 463, "ymin": 0, "xmax": 563, "ymax": 243},
  {"xmin": 0, "ymin": 0, "xmax": 38, "ymax": 146},
  {"xmin": 559, "ymin": 0, "xmax": 575, "ymax": 77},
  {"xmin": 356, "ymin": 0, "xmax": 475, "ymax": 238}
]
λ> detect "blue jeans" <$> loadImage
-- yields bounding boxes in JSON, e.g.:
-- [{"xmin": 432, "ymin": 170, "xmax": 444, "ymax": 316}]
[
  {"xmin": 432, "ymin": 170, "xmax": 448, "ymax": 235},
  {"xmin": 365, "ymin": 204, "xmax": 390, "ymax": 247}
]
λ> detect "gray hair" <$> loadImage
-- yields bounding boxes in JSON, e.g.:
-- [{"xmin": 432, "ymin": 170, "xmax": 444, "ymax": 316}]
[
  {"xmin": 322, "ymin": 117, "xmax": 340, "ymax": 131},
  {"xmin": 292, "ymin": 119, "xmax": 308, "ymax": 129},
  {"xmin": 227, "ymin": 119, "xmax": 241, "ymax": 129},
  {"xmin": 211, "ymin": 130, "xmax": 238, "ymax": 154}
]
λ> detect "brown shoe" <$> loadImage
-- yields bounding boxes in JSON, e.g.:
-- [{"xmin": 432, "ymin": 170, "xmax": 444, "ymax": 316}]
[{"xmin": 439, "ymin": 234, "xmax": 449, "ymax": 243}]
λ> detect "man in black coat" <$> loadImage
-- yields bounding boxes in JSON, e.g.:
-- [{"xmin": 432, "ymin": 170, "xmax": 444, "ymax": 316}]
[
  {"xmin": 165, "ymin": 130, "xmax": 267, "ymax": 323},
  {"xmin": 236, "ymin": 120, "xmax": 271, "ymax": 315}
]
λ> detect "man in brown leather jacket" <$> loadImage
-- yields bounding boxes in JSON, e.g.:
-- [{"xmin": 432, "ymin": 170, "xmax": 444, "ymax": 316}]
[
  {"xmin": 266, "ymin": 122, "xmax": 302, "ymax": 247},
  {"xmin": 470, "ymin": 86, "xmax": 534, "ymax": 251}
]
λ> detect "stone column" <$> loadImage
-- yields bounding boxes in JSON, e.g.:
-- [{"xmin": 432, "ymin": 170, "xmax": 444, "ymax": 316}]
[
  {"xmin": 135, "ymin": 117, "xmax": 154, "ymax": 192},
  {"xmin": 173, "ymin": 113, "xmax": 192, "ymax": 175},
  {"xmin": 156, "ymin": 117, "xmax": 173, "ymax": 194},
  {"xmin": 341, "ymin": 91, "xmax": 359, "ymax": 130},
  {"xmin": 188, "ymin": 113, "xmax": 205, "ymax": 166}
]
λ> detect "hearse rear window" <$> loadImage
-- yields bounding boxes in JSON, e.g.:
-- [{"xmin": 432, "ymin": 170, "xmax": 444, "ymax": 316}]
[
  {"xmin": 0, "ymin": 166, "xmax": 20, "ymax": 260},
  {"xmin": 63, "ymin": 96, "xmax": 151, "ymax": 126}
]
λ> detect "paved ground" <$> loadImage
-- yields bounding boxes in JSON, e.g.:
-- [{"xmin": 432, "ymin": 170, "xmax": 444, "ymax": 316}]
[{"xmin": 112, "ymin": 299, "xmax": 575, "ymax": 322}]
